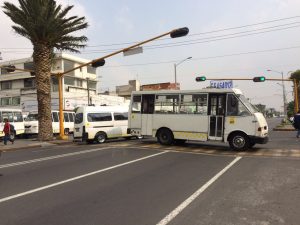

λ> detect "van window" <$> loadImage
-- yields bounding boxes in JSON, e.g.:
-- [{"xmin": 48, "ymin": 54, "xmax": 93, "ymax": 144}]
[
  {"xmin": 75, "ymin": 113, "xmax": 83, "ymax": 124},
  {"xmin": 52, "ymin": 112, "xmax": 59, "ymax": 122},
  {"xmin": 87, "ymin": 113, "xmax": 112, "ymax": 122},
  {"xmin": 64, "ymin": 112, "xmax": 70, "ymax": 122},
  {"xmin": 114, "ymin": 112, "xmax": 128, "ymax": 121}
]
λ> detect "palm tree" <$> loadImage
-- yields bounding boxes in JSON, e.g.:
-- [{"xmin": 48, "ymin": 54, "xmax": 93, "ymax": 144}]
[
  {"xmin": 290, "ymin": 70, "xmax": 300, "ymax": 111},
  {"xmin": 3, "ymin": 0, "xmax": 88, "ymax": 141}
]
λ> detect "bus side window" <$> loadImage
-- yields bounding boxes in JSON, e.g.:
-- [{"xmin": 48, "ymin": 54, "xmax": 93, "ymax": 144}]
[
  {"xmin": 227, "ymin": 94, "xmax": 239, "ymax": 116},
  {"xmin": 132, "ymin": 95, "xmax": 141, "ymax": 113},
  {"xmin": 52, "ymin": 112, "xmax": 59, "ymax": 122},
  {"xmin": 14, "ymin": 112, "xmax": 23, "ymax": 122},
  {"xmin": 64, "ymin": 112, "xmax": 70, "ymax": 122},
  {"xmin": 68, "ymin": 113, "xmax": 74, "ymax": 122}
]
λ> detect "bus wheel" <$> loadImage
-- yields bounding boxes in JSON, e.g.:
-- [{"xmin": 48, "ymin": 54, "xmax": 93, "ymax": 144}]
[
  {"xmin": 229, "ymin": 133, "xmax": 249, "ymax": 151},
  {"xmin": 157, "ymin": 128, "xmax": 174, "ymax": 145},
  {"xmin": 95, "ymin": 132, "xmax": 107, "ymax": 144}
]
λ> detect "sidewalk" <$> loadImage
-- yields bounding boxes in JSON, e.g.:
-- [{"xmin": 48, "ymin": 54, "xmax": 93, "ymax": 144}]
[
  {"xmin": 273, "ymin": 124, "xmax": 295, "ymax": 131},
  {"xmin": 0, "ymin": 136, "xmax": 74, "ymax": 152}
]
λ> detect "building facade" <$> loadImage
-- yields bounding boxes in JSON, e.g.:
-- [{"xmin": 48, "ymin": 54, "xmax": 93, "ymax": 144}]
[{"xmin": 0, "ymin": 53, "xmax": 127, "ymax": 112}]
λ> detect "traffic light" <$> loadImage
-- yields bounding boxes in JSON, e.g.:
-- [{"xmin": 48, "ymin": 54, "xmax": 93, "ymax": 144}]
[
  {"xmin": 6, "ymin": 65, "xmax": 16, "ymax": 73},
  {"xmin": 253, "ymin": 76, "xmax": 266, "ymax": 82},
  {"xmin": 195, "ymin": 76, "xmax": 206, "ymax": 82},
  {"xmin": 91, "ymin": 59, "xmax": 105, "ymax": 68}
]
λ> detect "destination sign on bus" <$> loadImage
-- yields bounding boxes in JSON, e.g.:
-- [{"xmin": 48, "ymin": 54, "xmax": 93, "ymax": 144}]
[{"xmin": 210, "ymin": 80, "xmax": 233, "ymax": 89}]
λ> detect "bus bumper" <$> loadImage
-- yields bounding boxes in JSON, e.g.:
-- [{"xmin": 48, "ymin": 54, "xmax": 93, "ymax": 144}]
[{"xmin": 249, "ymin": 136, "xmax": 269, "ymax": 144}]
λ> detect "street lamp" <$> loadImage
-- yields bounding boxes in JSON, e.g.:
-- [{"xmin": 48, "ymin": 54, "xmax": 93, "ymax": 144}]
[
  {"xmin": 267, "ymin": 69, "xmax": 288, "ymax": 118},
  {"xmin": 174, "ymin": 56, "xmax": 192, "ymax": 87}
]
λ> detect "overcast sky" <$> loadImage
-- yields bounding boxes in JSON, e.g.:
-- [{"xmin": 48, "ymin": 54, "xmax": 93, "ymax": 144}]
[{"xmin": 1, "ymin": 0, "xmax": 300, "ymax": 111}]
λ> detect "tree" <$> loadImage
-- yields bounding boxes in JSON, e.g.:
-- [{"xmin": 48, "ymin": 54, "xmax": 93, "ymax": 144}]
[
  {"xmin": 290, "ymin": 70, "xmax": 300, "ymax": 111},
  {"xmin": 3, "ymin": 0, "xmax": 88, "ymax": 141}
]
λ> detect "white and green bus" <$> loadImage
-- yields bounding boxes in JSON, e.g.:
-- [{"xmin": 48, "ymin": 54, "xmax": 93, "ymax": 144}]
[
  {"xmin": 128, "ymin": 88, "xmax": 268, "ymax": 150},
  {"xmin": 0, "ymin": 108, "xmax": 25, "ymax": 139}
]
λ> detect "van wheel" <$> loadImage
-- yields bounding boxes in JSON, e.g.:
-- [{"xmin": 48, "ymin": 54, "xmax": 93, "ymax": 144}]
[
  {"xmin": 229, "ymin": 133, "xmax": 249, "ymax": 151},
  {"xmin": 157, "ymin": 128, "xmax": 174, "ymax": 145},
  {"xmin": 95, "ymin": 132, "xmax": 107, "ymax": 144}
]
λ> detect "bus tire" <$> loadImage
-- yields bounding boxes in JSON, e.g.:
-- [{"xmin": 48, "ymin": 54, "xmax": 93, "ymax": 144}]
[
  {"xmin": 157, "ymin": 128, "xmax": 174, "ymax": 145},
  {"xmin": 229, "ymin": 132, "xmax": 249, "ymax": 151},
  {"xmin": 95, "ymin": 132, "xmax": 107, "ymax": 144}
]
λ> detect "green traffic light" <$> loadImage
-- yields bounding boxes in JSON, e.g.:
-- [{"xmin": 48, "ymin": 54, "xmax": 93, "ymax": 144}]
[
  {"xmin": 195, "ymin": 76, "xmax": 206, "ymax": 82},
  {"xmin": 253, "ymin": 76, "xmax": 266, "ymax": 82}
]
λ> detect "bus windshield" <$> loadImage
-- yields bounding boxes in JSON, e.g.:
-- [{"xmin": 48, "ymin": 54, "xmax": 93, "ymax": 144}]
[
  {"xmin": 26, "ymin": 113, "xmax": 38, "ymax": 121},
  {"xmin": 237, "ymin": 94, "xmax": 258, "ymax": 113}
]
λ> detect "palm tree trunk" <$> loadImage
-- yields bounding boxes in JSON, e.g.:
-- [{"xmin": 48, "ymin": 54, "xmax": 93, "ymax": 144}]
[{"xmin": 33, "ymin": 43, "xmax": 53, "ymax": 141}]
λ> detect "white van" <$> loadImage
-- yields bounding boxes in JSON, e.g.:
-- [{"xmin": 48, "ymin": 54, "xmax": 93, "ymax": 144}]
[
  {"xmin": 24, "ymin": 110, "xmax": 75, "ymax": 135},
  {"xmin": 73, "ymin": 106, "xmax": 132, "ymax": 143}
]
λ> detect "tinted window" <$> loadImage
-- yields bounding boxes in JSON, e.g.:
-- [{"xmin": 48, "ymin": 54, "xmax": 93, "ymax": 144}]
[
  {"xmin": 52, "ymin": 112, "xmax": 59, "ymax": 122},
  {"xmin": 68, "ymin": 113, "xmax": 74, "ymax": 122},
  {"xmin": 114, "ymin": 112, "xmax": 128, "ymax": 121},
  {"xmin": 75, "ymin": 113, "xmax": 83, "ymax": 124},
  {"xmin": 87, "ymin": 113, "xmax": 112, "ymax": 122},
  {"xmin": 64, "ymin": 112, "xmax": 70, "ymax": 122}
]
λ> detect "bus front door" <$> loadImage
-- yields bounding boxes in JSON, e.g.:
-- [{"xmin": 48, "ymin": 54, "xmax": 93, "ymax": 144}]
[
  {"xmin": 208, "ymin": 94, "xmax": 226, "ymax": 141},
  {"xmin": 141, "ymin": 94, "xmax": 155, "ymax": 135}
]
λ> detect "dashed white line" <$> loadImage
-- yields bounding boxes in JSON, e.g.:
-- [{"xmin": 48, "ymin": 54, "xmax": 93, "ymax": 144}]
[
  {"xmin": 156, "ymin": 156, "xmax": 242, "ymax": 225},
  {"xmin": 0, "ymin": 151, "xmax": 168, "ymax": 203}
]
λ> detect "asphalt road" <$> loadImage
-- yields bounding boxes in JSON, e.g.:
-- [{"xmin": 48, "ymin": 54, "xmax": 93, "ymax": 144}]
[{"xmin": 0, "ymin": 135, "xmax": 299, "ymax": 225}]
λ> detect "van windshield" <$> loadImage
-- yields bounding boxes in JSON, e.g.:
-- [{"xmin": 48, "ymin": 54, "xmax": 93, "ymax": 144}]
[
  {"xmin": 75, "ymin": 113, "xmax": 83, "ymax": 124},
  {"xmin": 26, "ymin": 113, "xmax": 38, "ymax": 121}
]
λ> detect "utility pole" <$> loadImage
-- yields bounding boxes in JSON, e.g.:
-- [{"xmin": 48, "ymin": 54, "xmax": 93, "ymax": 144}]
[{"xmin": 87, "ymin": 77, "xmax": 90, "ymax": 105}]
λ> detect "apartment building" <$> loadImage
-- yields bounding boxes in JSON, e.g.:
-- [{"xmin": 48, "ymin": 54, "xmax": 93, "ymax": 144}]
[{"xmin": 0, "ymin": 53, "xmax": 126, "ymax": 112}]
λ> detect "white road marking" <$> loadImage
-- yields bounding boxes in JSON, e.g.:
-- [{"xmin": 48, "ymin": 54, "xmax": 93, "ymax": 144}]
[
  {"xmin": 156, "ymin": 156, "xmax": 242, "ymax": 225},
  {"xmin": 0, "ymin": 147, "xmax": 114, "ymax": 169},
  {"xmin": 0, "ymin": 151, "xmax": 168, "ymax": 203}
]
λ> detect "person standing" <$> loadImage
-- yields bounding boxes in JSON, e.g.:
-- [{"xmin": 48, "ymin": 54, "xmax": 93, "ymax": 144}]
[
  {"xmin": 2, "ymin": 118, "xmax": 14, "ymax": 145},
  {"xmin": 293, "ymin": 110, "xmax": 300, "ymax": 138}
]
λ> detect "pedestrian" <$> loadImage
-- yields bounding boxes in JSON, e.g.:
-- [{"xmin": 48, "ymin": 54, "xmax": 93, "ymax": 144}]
[
  {"xmin": 2, "ymin": 118, "xmax": 14, "ymax": 145},
  {"xmin": 293, "ymin": 110, "xmax": 300, "ymax": 138}
]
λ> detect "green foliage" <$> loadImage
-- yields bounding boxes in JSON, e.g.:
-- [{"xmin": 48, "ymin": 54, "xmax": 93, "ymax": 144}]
[
  {"xmin": 290, "ymin": 70, "xmax": 300, "ymax": 80},
  {"xmin": 2, "ymin": 0, "xmax": 88, "ymax": 53},
  {"xmin": 287, "ymin": 101, "xmax": 294, "ymax": 117}
]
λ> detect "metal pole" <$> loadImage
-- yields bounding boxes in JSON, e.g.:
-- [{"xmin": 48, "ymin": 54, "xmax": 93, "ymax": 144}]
[
  {"xmin": 87, "ymin": 77, "xmax": 90, "ymax": 105},
  {"xmin": 58, "ymin": 74, "xmax": 67, "ymax": 140},
  {"xmin": 174, "ymin": 64, "xmax": 177, "ymax": 85},
  {"xmin": 281, "ymin": 72, "xmax": 288, "ymax": 119}
]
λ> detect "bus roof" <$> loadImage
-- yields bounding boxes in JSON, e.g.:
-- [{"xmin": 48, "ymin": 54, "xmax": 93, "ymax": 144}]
[
  {"xmin": 0, "ymin": 108, "xmax": 23, "ymax": 112},
  {"xmin": 131, "ymin": 88, "xmax": 243, "ymax": 95}
]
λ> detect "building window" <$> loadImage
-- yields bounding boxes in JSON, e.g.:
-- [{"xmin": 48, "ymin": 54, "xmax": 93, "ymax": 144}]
[
  {"xmin": 12, "ymin": 97, "xmax": 20, "ymax": 105},
  {"xmin": 77, "ymin": 79, "xmax": 83, "ymax": 87},
  {"xmin": 24, "ymin": 62, "xmax": 34, "ymax": 70},
  {"xmin": 64, "ymin": 76, "xmax": 75, "ymax": 86},
  {"xmin": 87, "ymin": 66, "xmax": 96, "ymax": 74},
  {"xmin": 52, "ymin": 77, "xmax": 59, "ymax": 92},
  {"xmin": 1, "ymin": 97, "xmax": 11, "ymax": 106},
  {"xmin": 24, "ymin": 78, "xmax": 36, "ymax": 88},
  {"xmin": 88, "ymin": 81, "xmax": 97, "ymax": 89},
  {"xmin": 63, "ymin": 60, "xmax": 75, "ymax": 76},
  {"xmin": 1, "ymin": 81, "xmax": 12, "ymax": 90}
]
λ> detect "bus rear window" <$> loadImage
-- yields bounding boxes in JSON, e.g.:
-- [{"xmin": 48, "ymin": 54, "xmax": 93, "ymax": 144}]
[{"xmin": 75, "ymin": 113, "xmax": 83, "ymax": 124}]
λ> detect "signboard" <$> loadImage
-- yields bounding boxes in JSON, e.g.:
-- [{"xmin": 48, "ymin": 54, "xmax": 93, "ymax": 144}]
[
  {"xmin": 123, "ymin": 47, "xmax": 143, "ymax": 56},
  {"xmin": 210, "ymin": 80, "xmax": 233, "ymax": 89}
]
